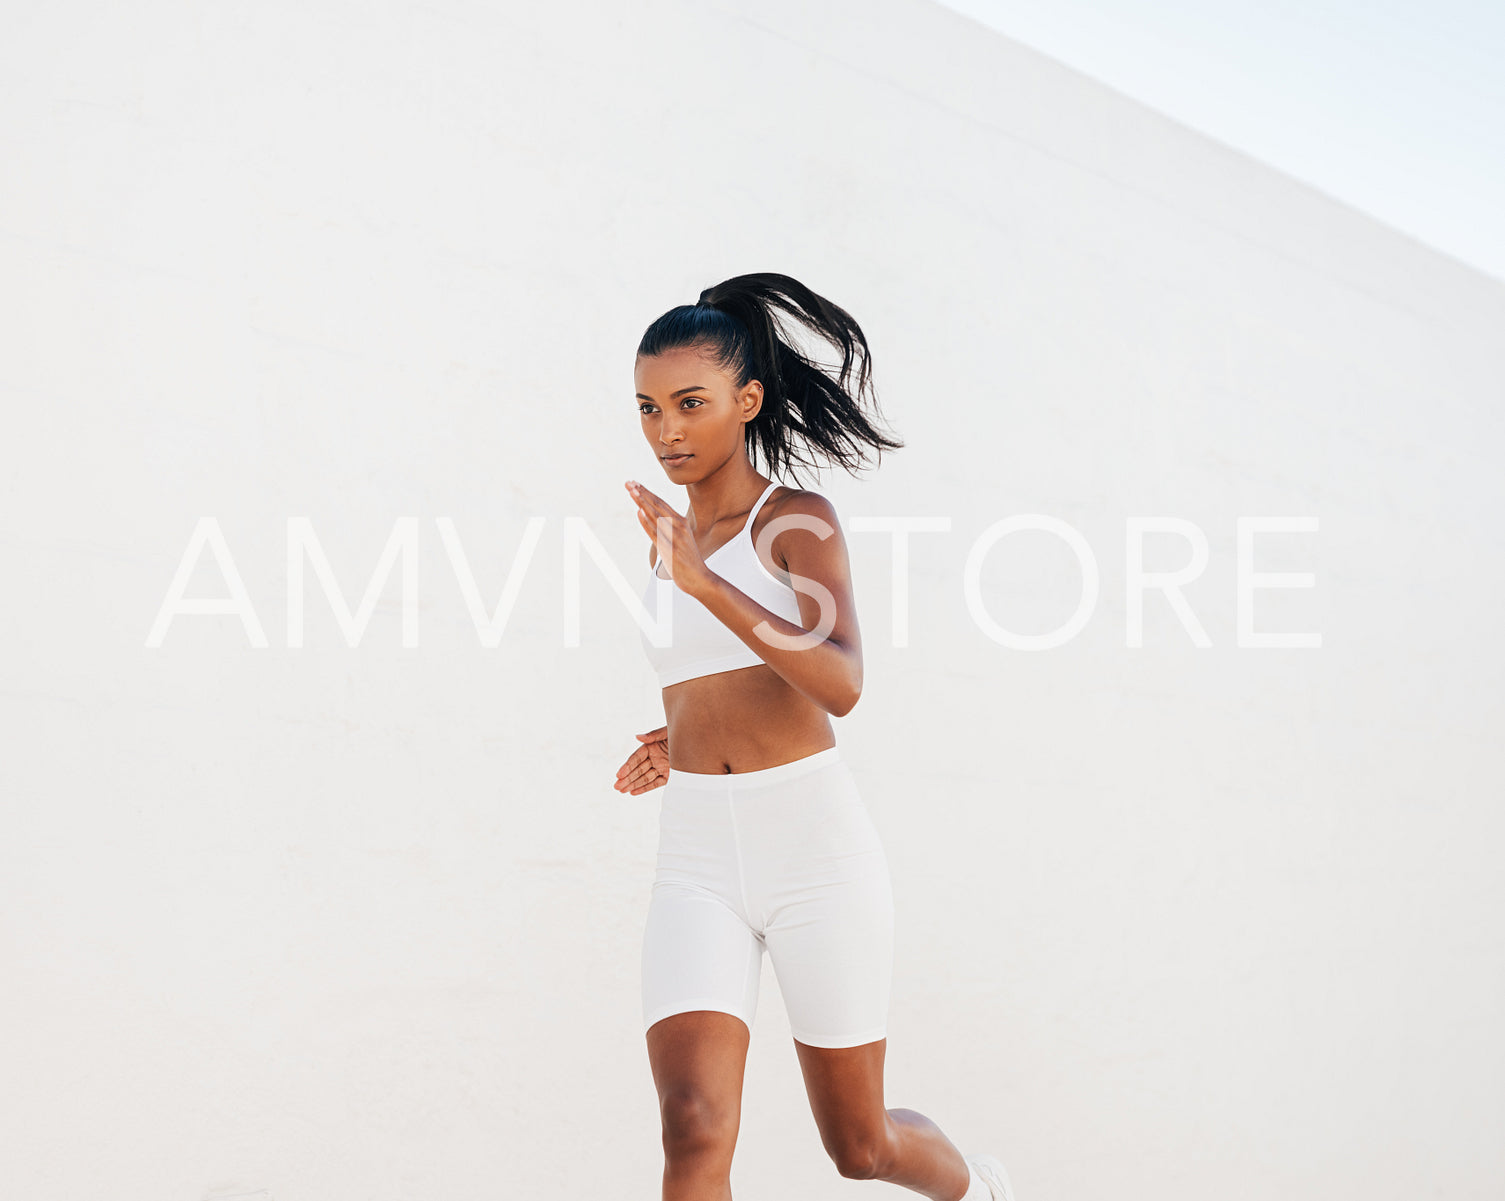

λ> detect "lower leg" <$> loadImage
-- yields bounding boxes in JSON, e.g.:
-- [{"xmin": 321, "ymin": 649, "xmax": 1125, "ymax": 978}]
[{"xmin": 870, "ymin": 1106, "xmax": 974, "ymax": 1200}]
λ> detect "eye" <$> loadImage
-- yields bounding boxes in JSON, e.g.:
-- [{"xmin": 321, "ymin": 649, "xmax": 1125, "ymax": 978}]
[{"xmin": 638, "ymin": 397, "xmax": 705, "ymax": 414}]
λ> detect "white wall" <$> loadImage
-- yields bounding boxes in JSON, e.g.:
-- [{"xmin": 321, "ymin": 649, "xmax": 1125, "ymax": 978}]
[{"xmin": 2, "ymin": 1, "xmax": 1502, "ymax": 1199}]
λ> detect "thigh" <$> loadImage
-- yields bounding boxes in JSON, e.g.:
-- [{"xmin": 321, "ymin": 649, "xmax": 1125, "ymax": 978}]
[
  {"xmin": 793, "ymin": 1037, "xmax": 890, "ymax": 1155},
  {"xmin": 762, "ymin": 839, "xmax": 894, "ymax": 1050},
  {"xmin": 642, "ymin": 878, "xmax": 764, "ymax": 1036}
]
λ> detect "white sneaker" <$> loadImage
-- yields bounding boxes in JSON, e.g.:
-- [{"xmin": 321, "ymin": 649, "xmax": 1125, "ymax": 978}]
[{"xmin": 963, "ymin": 1151, "xmax": 1017, "ymax": 1201}]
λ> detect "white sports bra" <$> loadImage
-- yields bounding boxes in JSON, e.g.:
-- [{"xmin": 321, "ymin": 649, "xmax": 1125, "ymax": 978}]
[{"xmin": 639, "ymin": 480, "xmax": 807, "ymax": 688}]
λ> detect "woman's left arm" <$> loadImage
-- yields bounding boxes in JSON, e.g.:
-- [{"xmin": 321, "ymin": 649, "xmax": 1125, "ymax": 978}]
[
  {"xmin": 698, "ymin": 490, "xmax": 862, "ymax": 716},
  {"xmin": 629, "ymin": 483, "xmax": 863, "ymax": 717}
]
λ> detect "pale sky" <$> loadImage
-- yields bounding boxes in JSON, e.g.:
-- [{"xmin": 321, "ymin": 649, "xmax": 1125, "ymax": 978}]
[{"xmin": 932, "ymin": 0, "xmax": 1505, "ymax": 284}]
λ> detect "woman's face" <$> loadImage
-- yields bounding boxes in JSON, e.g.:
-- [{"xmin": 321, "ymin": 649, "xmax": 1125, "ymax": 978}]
[{"xmin": 635, "ymin": 346, "xmax": 763, "ymax": 481}]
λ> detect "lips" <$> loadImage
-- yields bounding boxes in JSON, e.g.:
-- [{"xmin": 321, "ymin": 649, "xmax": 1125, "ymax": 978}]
[{"xmin": 662, "ymin": 453, "xmax": 692, "ymax": 464}]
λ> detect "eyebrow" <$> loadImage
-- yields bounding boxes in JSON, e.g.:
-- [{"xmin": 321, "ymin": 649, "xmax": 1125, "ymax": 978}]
[{"xmin": 635, "ymin": 386, "xmax": 709, "ymax": 401}]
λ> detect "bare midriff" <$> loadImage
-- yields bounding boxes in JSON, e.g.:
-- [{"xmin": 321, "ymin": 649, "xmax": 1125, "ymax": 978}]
[{"xmin": 662, "ymin": 663, "xmax": 836, "ymax": 774}]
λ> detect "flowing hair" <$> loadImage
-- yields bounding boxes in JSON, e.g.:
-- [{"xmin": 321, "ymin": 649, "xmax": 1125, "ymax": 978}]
[{"xmin": 636, "ymin": 272, "xmax": 904, "ymax": 486}]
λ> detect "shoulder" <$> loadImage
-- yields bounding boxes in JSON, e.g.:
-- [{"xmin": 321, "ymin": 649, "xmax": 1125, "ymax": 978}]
[
  {"xmin": 765, "ymin": 486, "xmax": 840, "ymax": 527},
  {"xmin": 756, "ymin": 487, "xmax": 844, "ymax": 563}
]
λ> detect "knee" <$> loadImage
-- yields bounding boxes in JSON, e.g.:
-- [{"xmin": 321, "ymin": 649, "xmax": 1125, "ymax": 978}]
[
  {"xmin": 828, "ymin": 1129, "xmax": 893, "ymax": 1180},
  {"xmin": 658, "ymin": 1086, "xmax": 738, "ymax": 1158}
]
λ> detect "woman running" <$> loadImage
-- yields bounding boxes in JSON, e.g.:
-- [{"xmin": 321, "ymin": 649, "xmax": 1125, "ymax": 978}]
[{"xmin": 613, "ymin": 273, "xmax": 1016, "ymax": 1201}]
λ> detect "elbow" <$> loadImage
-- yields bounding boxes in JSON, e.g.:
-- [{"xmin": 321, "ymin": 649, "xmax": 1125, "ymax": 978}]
[
  {"xmin": 829, "ymin": 680, "xmax": 861, "ymax": 719},
  {"xmin": 820, "ymin": 643, "xmax": 862, "ymax": 718}
]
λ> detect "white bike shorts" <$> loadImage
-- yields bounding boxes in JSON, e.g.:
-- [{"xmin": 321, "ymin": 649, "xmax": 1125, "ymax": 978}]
[{"xmin": 641, "ymin": 744, "xmax": 895, "ymax": 1049}]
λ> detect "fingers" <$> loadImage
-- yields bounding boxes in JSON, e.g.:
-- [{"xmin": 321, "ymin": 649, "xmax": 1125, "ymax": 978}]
[
  {"xmin": 626, "ymin": 481, "xmax": 661, "ymax": 521},
  {"xmin": 625, "ymin": 766, "xmax": 667, "ymax": 795},
  {"xmin": 615, "ymin": 745, "xmax": 647, "ymax": 782},
  {"xmin": 615, "ymin": 745, "xmax": 662, "ymax": 789},
  {"xmin": 617, "ymin": 760, "xmax": 663, "ymax": 793},
  {"xmin": 614, "ymin": 763, "xmax": 646, "ymax": 792},
  {"xmin": 637, "ymin": 509, "xmax": 679, "ymax": 550},
  {"xmin": 625, "ymin": 480, "xmax": 667, "ymax": 512},
  {"xmin": 616, "ymin": 744, "xmax": 645, "ymax": 773},
  {"xmin": 626, "ymin": 482, "xmax": 681, "ymax": 537},
  {"xmin": 614, "ymin": 724, "xmax": 670, "ymax": 793}
]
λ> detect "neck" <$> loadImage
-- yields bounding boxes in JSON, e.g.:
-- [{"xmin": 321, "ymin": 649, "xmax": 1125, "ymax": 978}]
[{"xmin": 683, "ymin": 463, "xmax": 769, "ymax": 531}]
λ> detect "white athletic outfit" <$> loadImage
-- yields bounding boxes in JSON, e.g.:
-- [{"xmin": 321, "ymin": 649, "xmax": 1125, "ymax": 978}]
[{"xmin": 638, "ymin": 481, "xmax": 895, "ymax": 1048}]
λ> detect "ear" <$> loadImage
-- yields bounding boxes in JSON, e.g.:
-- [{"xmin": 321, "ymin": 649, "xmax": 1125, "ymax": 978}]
[{"xmin": 740, "ymin": 378, "xmax": 765, "ymax": 424}]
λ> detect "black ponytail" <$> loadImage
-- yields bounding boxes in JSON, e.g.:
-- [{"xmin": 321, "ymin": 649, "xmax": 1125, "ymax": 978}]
[{"xmin": 635, "ymin": 272, "xmax": 904, "ymax": 486}]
